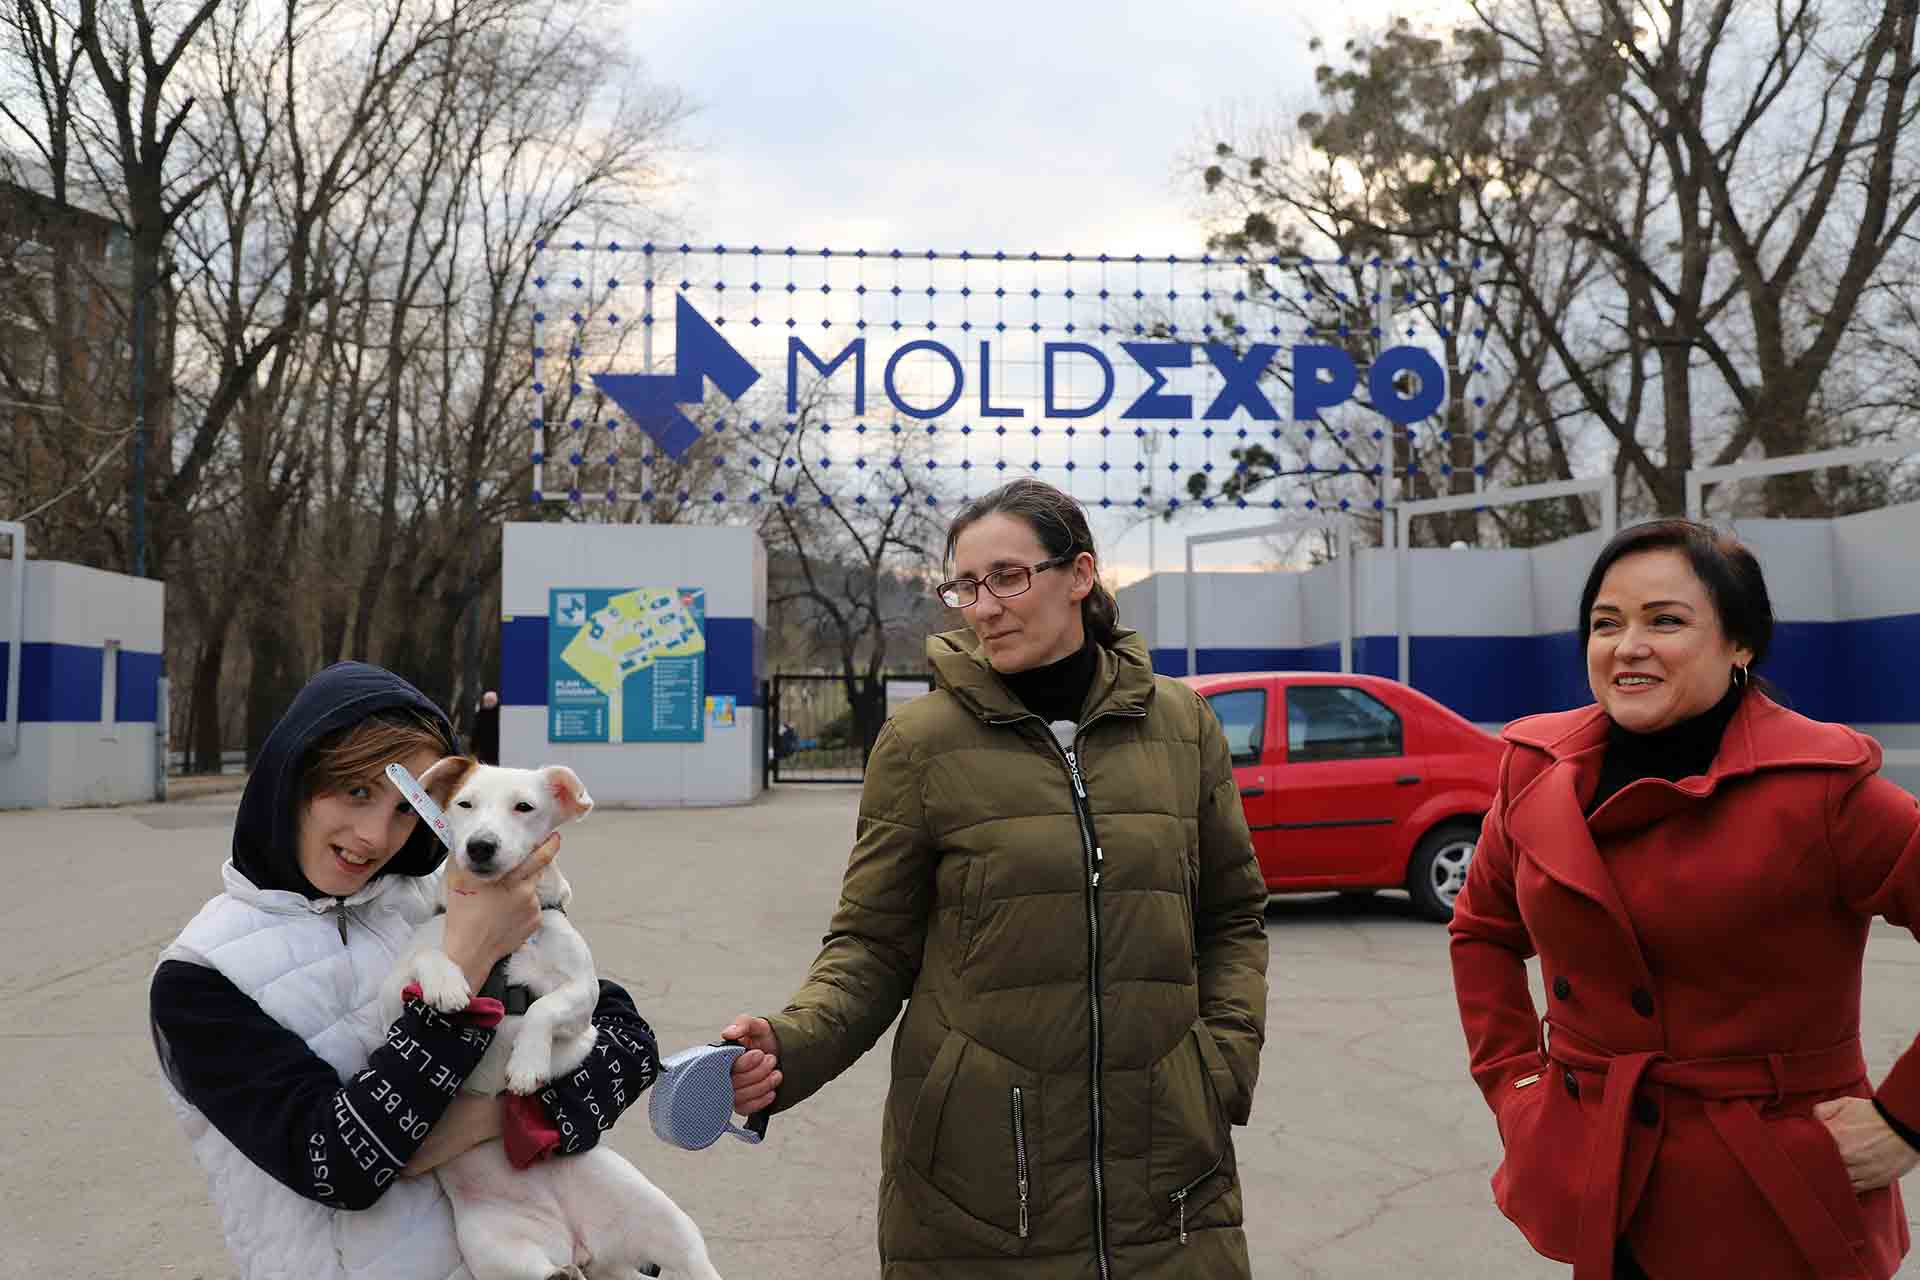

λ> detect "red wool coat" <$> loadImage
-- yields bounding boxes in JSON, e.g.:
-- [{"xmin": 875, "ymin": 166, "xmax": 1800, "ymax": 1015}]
[{"xmin": 1450, "ymin": 692, "xmax": 1920, "ymax": 1280}]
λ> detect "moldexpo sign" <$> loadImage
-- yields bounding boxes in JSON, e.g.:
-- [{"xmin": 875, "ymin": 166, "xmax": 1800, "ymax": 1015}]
[{"xmin": 593, "ymin": 294, "xmax": 1447, "ymax": 461}]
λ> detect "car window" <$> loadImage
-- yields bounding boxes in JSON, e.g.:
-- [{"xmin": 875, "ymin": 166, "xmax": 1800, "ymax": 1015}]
[
  {"xmin": 1204, "ymin": 688, "xmax": 1266, "ymax": 766},
  {"xmin": 1285, "ymin": 685, "xmax": 1403, "ymax": 762}
]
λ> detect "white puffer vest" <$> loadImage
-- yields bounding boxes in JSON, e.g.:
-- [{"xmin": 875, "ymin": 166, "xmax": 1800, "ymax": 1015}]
[{"xmin": 159, "ymin": 861, "xmax": 472, "ymax": 1280}]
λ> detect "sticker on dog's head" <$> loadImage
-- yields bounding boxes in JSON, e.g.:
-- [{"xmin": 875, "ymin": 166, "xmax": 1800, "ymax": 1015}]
[{"xmin": 541, "ymin": 765, "xmax": 593, "ymax": 824}]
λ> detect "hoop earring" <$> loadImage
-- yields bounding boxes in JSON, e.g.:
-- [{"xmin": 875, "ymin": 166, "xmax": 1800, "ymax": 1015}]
[{"xmin": 1732, "ymin": 664, "xmax": 1749, "ymax": 690}]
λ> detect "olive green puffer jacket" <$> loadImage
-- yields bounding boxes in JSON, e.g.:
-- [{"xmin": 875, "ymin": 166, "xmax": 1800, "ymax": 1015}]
[{"xmin": 765, "ymin": 627, "xmax": 1270, "ymax": 1278}]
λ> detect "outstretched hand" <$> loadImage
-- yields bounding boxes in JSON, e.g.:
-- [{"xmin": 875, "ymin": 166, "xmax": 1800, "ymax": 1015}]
[{"xmin": 724, "ymin": 1015, "xmax": 782, "ymax": 1116}]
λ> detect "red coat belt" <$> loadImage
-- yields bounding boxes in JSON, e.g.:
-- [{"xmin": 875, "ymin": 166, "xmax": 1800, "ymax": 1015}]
[{"xmin": 1549, "ymin": 1029, "xmax": 1870, "ymax": 1280}]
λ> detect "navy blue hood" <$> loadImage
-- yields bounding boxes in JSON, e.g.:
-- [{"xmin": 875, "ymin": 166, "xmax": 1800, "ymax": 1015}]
[{"xmin": 231, "ymin": 662, "xmax": 458, "ymax": 899}]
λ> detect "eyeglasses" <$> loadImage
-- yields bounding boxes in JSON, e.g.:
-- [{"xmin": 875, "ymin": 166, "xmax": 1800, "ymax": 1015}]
[{"xmin": 936, "ymin": 555, "xmax": 1073, "ymax": 608}]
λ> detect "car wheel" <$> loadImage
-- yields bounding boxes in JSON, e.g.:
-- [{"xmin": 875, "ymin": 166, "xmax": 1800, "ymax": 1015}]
[{"xmin": 1407, "ymin": 821, "xmax": 1479, "ymax": 923}]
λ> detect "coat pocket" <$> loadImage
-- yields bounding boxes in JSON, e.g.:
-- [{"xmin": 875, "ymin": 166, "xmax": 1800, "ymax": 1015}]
[
  {"xmin": 899, "ymin": 1030, "xmax": 1041, "ymax": 1255},
  {"xmin": 1491, "ymin": 1065, "xmax": 1586, "ymax": 1259},
  {"xmin": 1770, "ymin": 1109, "xmax": 1871, "ymax": 1247},
  {"xmin": 1150, "ymin": 1021, "xmax": 1234, "ymax": 1237}
]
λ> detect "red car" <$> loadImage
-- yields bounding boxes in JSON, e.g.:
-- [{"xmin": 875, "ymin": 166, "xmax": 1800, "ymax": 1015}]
[{"xmin": 1181, "ymin": 671, "xmax": 1503, "ymax": 921}]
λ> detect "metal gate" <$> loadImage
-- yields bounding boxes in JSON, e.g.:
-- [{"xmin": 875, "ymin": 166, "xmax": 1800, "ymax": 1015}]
[{"xmin": 767, "ymin": 672, "xmax": 932, "ymax": 783}]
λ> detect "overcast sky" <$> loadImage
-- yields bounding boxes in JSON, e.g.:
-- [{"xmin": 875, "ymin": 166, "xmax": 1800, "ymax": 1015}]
[{"xmin": 624, "ymin": 0, "xmax": 1444, "ymax": 579}]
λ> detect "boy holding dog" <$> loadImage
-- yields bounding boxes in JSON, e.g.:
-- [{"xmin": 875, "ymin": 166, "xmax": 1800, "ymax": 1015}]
[{"xmin": 150, "ymin": 662, "xmax": 659, "ymax": 1280}]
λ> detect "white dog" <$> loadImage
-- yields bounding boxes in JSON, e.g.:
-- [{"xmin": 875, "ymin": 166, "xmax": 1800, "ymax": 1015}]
[{"xmin": 384, "ymin": 757, "xmax": 723, "ymax": 1280}]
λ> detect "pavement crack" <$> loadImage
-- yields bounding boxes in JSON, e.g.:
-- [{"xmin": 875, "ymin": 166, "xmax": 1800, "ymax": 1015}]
[{"xmin": 0, "ymin": 934, "xmax": 172, "ymax": 1002}]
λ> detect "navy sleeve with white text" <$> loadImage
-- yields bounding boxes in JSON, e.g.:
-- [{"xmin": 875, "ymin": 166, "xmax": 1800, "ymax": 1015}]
[{"xmin": 151, "ymin": 959, "xmax": 496, "ymax": 1209}]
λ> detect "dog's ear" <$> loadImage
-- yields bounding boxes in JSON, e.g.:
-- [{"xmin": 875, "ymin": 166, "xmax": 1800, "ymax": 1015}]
[
  {"xmin": 418, "ymin": 756, "xmax": 478, "ymax": 807},
  {"xmin": 541, "ymin": 765, "xmax": 593, "ymax": 823}
]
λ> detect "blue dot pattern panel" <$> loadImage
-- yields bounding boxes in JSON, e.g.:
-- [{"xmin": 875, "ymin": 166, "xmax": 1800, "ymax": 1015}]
[{"xmin": 525, "ymin": 241, "xmax": 1502, "ymax": 519}]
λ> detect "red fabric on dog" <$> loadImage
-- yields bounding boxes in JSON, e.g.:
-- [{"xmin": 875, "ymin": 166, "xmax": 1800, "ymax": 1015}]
[{"xmin": 502, "ymin": 1093, "xmax": 562, "ymax": 1168}]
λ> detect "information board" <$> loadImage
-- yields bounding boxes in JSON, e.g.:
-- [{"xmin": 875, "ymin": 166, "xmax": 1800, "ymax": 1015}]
[{"xmin": 547, "ymin": 587, "xmax": 706, "ymax": 743}]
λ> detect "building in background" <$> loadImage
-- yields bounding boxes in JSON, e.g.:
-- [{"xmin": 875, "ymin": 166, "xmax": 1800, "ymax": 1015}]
[{"xmin": 0, "ymin": 174, "xmax": 170, "ymax": 566}]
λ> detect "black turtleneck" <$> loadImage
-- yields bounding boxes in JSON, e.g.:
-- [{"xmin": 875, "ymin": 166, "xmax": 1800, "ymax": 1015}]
[
  {"xmin": 996, "ymin": 633, "xmax": 1098, "ymax": 725},
  {"xmin": 1588, "ymin": 680, "xmax": 1745, "ymax": 814}
]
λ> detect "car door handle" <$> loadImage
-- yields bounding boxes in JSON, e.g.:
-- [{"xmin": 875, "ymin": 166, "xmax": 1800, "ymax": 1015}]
[
  {"xmin": 1395, "ymin": 774, "xmax": 1422, "ymax": 786},
  {"xmin": 1239, "ymin": 786, "xmax": 1266, "ymax": 798}
]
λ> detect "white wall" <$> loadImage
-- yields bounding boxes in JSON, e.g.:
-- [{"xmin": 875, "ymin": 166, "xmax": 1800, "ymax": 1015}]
[
  {"xmin": 1727, "ymin": 519, "xmax": 1837, "ymax": 622},
  {"xmin": 1827, "ymin": 503, "xmax": 1920, "ymax": 621},
  {"xmin": 500, "ymin": 523, "xmax": 764, "ymax": 619},
  {"xmin": 29, "ymin": 560, "xmax": 165, "ymax": 653},
  {"xmin": 1525, "ymin": 530, "xmax": 1609, "ymax": 635},
  {"xmin": 0, "ymin": 724, "xmax": 158, "ymax": 809}
]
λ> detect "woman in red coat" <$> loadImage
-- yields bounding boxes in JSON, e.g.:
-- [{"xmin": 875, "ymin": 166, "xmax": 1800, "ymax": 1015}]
[{"xmin": 1450, "ymin": 519, "xmax": 1920, "ymax": 1280}]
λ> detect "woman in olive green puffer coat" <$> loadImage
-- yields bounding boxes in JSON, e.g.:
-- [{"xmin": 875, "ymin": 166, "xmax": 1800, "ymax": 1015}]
[{"xmin": 725, "ymin": 479, "xmax": 1270, "ymax": 1279}]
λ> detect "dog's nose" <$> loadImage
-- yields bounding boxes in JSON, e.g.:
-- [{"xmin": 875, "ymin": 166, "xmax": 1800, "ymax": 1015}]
[{"xmin": 466, "ymin": 837, "xmax": 498, "ymax": 867}]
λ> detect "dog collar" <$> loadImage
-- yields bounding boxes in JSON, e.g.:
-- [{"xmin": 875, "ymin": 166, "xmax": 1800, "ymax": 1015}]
[
  {"xmin": 478, "ymin": 957, "xmax": 535, "ymax": 1017},
  {"xmin": 431, "ymin": 900, "xmax": 568, "ymax": 916}
]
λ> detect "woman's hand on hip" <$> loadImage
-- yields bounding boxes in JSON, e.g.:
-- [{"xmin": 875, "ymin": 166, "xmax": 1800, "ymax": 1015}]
[
  {"xmin": 440, "ymin": 834, "xmax": 561, "ymax": 994},
  {"xmin": 1814, "ymin": 1096, "xmax": 1920, "ymax": 1191},
  {"xmin": 723, "ymin": 1015, "xmax": 782, "ymax": 1115}
]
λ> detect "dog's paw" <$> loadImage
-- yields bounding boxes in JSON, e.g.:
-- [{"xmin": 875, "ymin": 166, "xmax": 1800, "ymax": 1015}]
[
  {"xmin": 416, "ymin": 956, "xmax": 472, "ymax": 1013},
  {"xmin": 505, "ymin": 1065, "xmax": 551, "ymax": 1096},
  {"xmin": 505, "ymin": 1041, "xmax": 554, "ymax": 1095}
]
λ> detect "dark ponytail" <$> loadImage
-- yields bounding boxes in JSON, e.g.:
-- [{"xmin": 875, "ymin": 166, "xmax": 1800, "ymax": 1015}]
[
  {"xmin": 945, "ymin": 479, "xmax": 1122, "ymax": 647},
  {"xmin": 1082, "ymin": 578, "xmax": 1120, "ymax": 648}
]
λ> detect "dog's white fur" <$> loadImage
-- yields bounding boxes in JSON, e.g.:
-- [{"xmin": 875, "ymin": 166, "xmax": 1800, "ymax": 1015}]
[{"xmin": 383, "ymin": 758, "xmax": 722, "ymax": 1280}]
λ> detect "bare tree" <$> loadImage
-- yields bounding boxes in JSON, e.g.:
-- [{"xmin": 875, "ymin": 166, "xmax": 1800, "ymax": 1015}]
[
  {"xmin": 1194, "ymin": 21, "xmax": 1632, "ymax": 542},
  {"xmin": 0, "ymin": 0, "xmax": 140, "ymax": 562},
  {"xmin": 353, "ymin": 1, "xmax": 688, "ymax": 718},
  {"xmin": 73, "ymin": 0, "xmax": 223, "ymax": 574},
  {"xmin": 1195, "ymin": 1, "xmax": 1920, "ymax": 527},
  {"xmin": 741, "ymin": 375, "xmax": 951, "ymax": 760}
]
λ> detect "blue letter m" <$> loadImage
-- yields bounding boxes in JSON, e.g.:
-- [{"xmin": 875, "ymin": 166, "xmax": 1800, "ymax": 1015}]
[{"xmin": 788, "ymin": 338, "xmax": 866, "ymax": 415}]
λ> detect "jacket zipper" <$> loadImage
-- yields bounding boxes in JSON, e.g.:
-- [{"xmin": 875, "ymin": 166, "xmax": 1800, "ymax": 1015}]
[
  {"xmin": 1059, "ymin": 737, "xmax": 1111, "ymax": 1280},
  {"xmin": 993, "ymin": 704, "xmax": 1140, "ymax": 1275},
  {"xmin": 334, "ymin": 903, "xmax": 349, "ymax": 945},
  {"xmin": 1169, "ymin": 1154, "xmax": 1224, "ymax": 1244},
  {"xmin": 1011, "ymin": 1085, "xmax": 1030, "ymax": 1239}
]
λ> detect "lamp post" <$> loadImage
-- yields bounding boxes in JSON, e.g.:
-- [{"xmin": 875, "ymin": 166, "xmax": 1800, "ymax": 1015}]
[{"xmin": 130, "ymin": 282, "xmax": 148, "ymax": 577}]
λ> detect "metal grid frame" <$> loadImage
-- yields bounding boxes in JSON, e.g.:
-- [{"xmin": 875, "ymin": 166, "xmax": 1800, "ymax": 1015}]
[
  {"xmin": 1685, "ymin": 442, "xmax": 1920, "ymax": 519},
  {"xmin": 1182, "ymin": 518, "xmax": 1356, "ymax": 680}
]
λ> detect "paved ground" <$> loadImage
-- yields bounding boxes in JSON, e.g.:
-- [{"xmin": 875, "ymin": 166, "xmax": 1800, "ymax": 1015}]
[{"xmin": 5, "ymin": 784, "xmax": 1920, "ymax": 1279}]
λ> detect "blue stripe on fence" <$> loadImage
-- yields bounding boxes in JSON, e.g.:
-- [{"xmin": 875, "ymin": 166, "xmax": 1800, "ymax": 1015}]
[
  {"xmin": 118, "ymin": 650, "xmax": 162, "ymax": 722},
  {"xmin": 704, "ymin": 617, "xmax": 763, "ymax": 706},
  {"xmin": 500, "ymin": 619, "xmax": 547, "ymax": 707},
  {"xmin": 500, "ymin": 616, "xmax": 762, "ymax": 708},
  {"xmin": 1152, "ymin": 613, "xmax": 1920, "ymax": 727},
  {"xmin": 26, "ymin": 642, "xmax": 99, "ymax": 722},
  {"xmin": 1810, "ymin": 613, "xmax": 1920, "ymax": 723},
  {"xmin": 0, "ymin": 642, "xmax": 163, "ymax": 723}
]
